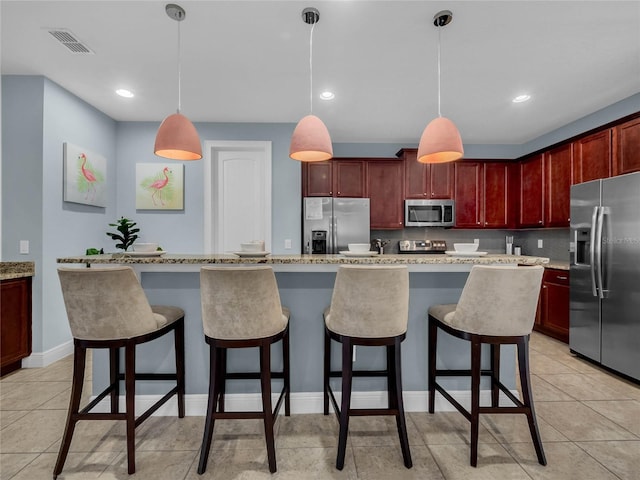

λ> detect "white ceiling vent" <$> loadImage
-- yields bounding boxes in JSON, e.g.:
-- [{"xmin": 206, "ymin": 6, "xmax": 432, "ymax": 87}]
[{"xmin": 48, "ymin": 29, "xmax": 94, "ymax": 54}]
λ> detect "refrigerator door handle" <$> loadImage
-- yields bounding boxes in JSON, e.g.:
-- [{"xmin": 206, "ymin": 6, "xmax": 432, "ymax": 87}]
[
  {"xmin": 598, "ymin": 206, "xmax": 610, "ymax": 298},
  {"xmin": 589, "ymin": 206, "xmax": 599, "ymax": 297},
  {"xmin": 594, "ymin": 205, "xmax": 606, "ymax": 299}
]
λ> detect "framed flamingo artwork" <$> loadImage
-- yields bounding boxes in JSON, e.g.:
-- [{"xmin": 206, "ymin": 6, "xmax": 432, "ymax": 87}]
[
  {"xmin": 135, "ymin": 163, "xmax": 184, "ymax": 210},
  {"xmin": 63, "ymin": 142, "xmax": 107, "ymax": 207}
]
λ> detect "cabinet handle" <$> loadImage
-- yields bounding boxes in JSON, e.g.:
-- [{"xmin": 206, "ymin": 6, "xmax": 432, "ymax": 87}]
[
  {"xmin": 424, "ymin": 193, "xmax": 427, "ymax": 196},
  {"xmin": 538, "ymin": 220, "xmax": 543, "ymax": 224},
  {"xmin": 557, "ymin": 275, "xmax": 568, "ymax": 280},
  {"xmin": 337, "ymin": 191, "xmax": 340, "ymax": 195}
]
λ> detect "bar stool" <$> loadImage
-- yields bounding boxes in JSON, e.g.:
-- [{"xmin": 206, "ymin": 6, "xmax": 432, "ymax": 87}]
[
  {"xmin": 324, "ymin": 265, "xmax": 412, "ymax": 470},
  {"xmin": 55, "ymin": 267, "xmax": 185, "ymax": 477},
  {"xmin": 198, "ymin": 266, "xmax": 290, "ymax": 474},
  {"xmin": 427, "ymin": 265, "xmax": 546, "ymax": 467}
]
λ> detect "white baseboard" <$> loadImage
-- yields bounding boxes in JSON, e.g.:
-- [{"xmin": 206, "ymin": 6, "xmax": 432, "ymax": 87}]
[
  {"xmin": 92, "ymin": 389, "xmax": 519, "ymax": 416},
  {"xmin": 21, "ymin": 340, "xmax": 73, "ymax": 368}
]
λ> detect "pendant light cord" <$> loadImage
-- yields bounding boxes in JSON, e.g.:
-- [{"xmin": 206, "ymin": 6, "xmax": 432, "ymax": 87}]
[
  {"xmin": 177, "ymin": 13, "xmax": 182, "ymax": 114},
  {"xmin": 309, "ymin": 21, "xmax": 316, "ymax": 114},
  {"xmin": 437, "ymin": 22, "xmax": 442, "ymax": 118}
]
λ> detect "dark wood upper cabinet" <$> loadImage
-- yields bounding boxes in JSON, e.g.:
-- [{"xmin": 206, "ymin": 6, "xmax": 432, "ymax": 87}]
[
  {"xmin": 368, "ymin": 160, "xmax": 404, "ymax": 229},
  {"xmin": 454, "ymin": 162, "xmax": 483, "ymax": 228},
  {"xmin": 333, "ymin": 160, "xmax": 367, "ymax": 197},
  {"xmin": 302, "ymin": 161, "xmax": 333, "ymax": 197},
  {"xmin": 518, "ymin": 154, "xmax": 544, "ymax": 228},
  {"xmin": 483, "ymin": 162, "xmax": 511, "ymax": 228},
  {"xmin": 399, "ymin": 148, "xmax": 453, "ymax": 199},
  {"xmin": 573, "ymin": 129, "xmax": 612, "ymax": 184},
  {"xmin": 302, "ymin": 159, "xmax": 367, "ymax": 198},
  {"xmin": 614, "ymin": 116, "xmax": 640, "ymax": 175},
  {"xmin": 545, "ymin": 144, "xmax": 572, "ymax": 227}
]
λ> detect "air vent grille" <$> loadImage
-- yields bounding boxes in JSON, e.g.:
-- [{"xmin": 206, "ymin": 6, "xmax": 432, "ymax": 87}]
[{"xmin": 48, "ymin": 29, "xmax": 93, "ymax": 54}]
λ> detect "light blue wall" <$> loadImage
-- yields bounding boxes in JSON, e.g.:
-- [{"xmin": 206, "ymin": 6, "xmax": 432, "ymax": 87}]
[{"xmin": 2, "ymin": 75, "xmax": 117, "ymax": 352}]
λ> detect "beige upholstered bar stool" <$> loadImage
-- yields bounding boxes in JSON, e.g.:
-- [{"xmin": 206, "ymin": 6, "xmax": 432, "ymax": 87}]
[
  {"xmin": 324, "ymin": 265, "xmax": 412, "ymax": 470},
  {"xmin": 427, "ymin": 265, "xmax": 546, "ymax": 467},
  {"xmin": 55, "ymin": 267, "xmax": 185, "ymax": 478},
  {"xmin": 198, "ymin": 266, "xmax": 290, "ymax": 474}
]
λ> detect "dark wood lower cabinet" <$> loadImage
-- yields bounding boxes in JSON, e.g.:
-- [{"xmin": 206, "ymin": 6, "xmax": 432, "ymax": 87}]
[
  {"xmin": 1, "ymin": 277, "xmax": 33, "ymax": 376},
  {"xmin": 534, "ymin": 269, "xmax": 569, "ymax": 343}
]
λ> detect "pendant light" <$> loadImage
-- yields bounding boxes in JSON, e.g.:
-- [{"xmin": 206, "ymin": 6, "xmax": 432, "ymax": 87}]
[
  {"xmin": 289, "ymin": 7, "xmax": 333, "ymax": 162},
  {"xmin": 417, "ymin": 10, "xmax": 463, "ymax": 164},
  {"xmin": 154, "ymin": 3, "xmax": 202, "ymax": 161}
]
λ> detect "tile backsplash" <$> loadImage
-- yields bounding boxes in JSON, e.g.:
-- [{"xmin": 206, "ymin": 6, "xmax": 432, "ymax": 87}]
[{"xmin": 371, "ymin": 228, "xmax": 570, "ymax": 261}]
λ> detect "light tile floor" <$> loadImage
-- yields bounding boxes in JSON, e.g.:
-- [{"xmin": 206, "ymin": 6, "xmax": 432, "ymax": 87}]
[{"xmin": 1, "ymin": 332, "xmax": 638, "ymax": 479}]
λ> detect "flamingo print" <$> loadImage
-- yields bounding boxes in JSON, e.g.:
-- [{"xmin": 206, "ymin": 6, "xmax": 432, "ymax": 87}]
[
  {"xmin": 149, "ymin": 167, "xmax": 170, "ymax": 206},
  {"xmin": 79, "ymin": 153, "xmax": 97, "ymax": 201}
]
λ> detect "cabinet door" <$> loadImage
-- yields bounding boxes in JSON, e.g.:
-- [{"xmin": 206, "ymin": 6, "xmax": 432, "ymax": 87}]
[
  {"xmin": 334, "ymin": 160, "xmax": 367, "ymax": 197},
  {"xmin": 403, "ymin": 149, "xmax": 428, "ymax": 198},
  {"xmin": 573, "ymin": 129, "xmax": 612, "ymax": 184},
  {"xmin": 545, "ymin": 144, "xmax": 572, "ymax": 227},
  {"xmin": 368, "ymin": 161, "xmax": 404, "ymax": 229},
  {"xmin": 518, "ymin": 154, "xmax": 544, "ymax": 227},
  {"xmin": 302, "ymin": 162, "xmax": 333, "ymax": 197},
  {"xmin": 1, "ymin": 277, "xmax": 32, "ymax": 374},
  {"xmin": 483, "ymin": 162, "xmax": 510, "ymax": 228},
  {"xmin": 429, "ymin": 163, "xmax": 454, "ymax": 199},
  {"xmin": 540, "ymin": 270, "xmax": 570, "ymax": 343},
  {"xmin": 615, "ymin": 117, "xmax": 640, "ymax": 175},
  {"xmin": 454, "ymin": 162, "xmax": 483, "ymax": 228}
]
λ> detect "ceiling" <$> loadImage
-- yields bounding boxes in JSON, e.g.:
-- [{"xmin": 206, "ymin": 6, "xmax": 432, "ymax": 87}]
[{"xmin": 2, "ymin": 1, "xmax": 639, "ymax": 145}]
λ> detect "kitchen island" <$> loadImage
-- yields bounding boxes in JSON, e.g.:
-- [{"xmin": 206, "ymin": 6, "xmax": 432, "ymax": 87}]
[{"xmin": 57, "ymin": 254, "xmax": 549, "ymax": 414}]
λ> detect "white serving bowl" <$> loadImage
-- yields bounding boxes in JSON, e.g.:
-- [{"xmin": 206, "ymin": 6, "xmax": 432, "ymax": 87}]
[
  {"xmin": 454, "ymin": 243, "xmax": 479, "ymax": 253},
  {"xmin": 348, "ymin": 243, "xmax": 370, "ymax": 253},
  {"xmin": 240, "ymin": 241, "xmax": 265, "ymax": 252},
  {"xmin": 133, "ymin": 243, "xmax": 159, "ymax": 253}
]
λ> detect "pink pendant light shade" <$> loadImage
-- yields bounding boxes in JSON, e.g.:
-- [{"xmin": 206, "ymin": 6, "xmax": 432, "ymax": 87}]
[
  {"xmin": 154, "ymin": 113, "xmax": 202, "ymax": 160},
  {"xmin": 417, "ymin": 116, "xmax": 463, "ymax": 164},
  {"xmin": 290, "ymin": 114, "xmax": 333, "ymax": 162}
]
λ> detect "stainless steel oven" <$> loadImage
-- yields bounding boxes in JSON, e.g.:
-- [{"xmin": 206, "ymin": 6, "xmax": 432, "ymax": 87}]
[{"xmin": 404, "ymin": 199, "xmax": 455, "ymax": 227}]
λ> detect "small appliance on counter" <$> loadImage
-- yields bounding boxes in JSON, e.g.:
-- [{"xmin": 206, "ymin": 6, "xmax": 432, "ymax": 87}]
[{"xmin": 398, "ymin": 239, "xmax": 447, "ymax": 254}]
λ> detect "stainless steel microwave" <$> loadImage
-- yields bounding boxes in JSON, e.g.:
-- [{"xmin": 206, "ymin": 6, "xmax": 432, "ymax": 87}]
[{"xmin": 404, "ymin": 199, "xmax": 455, "ymax": 227}]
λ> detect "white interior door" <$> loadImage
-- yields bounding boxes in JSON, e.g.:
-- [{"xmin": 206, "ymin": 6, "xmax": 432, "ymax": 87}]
[{"xmin": 204, "ymin": 141, "xmax": 271, "ymax": 253}]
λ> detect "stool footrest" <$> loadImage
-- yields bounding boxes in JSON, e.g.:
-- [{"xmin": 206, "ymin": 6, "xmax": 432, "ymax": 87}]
[
  {"xmin": 116, "ymin": 373, "xmax": 178, "ymax": 381},
  {"xmin": 224, "ymin": 371, "xmax": 285, "ymax": 380},
  {"xmin": 329, "ymin": 369, "xmax": 388, "ymax": 378},
  {"xmin": 348, "ymin": 408, "xmax": 400, "ymax": 416}
]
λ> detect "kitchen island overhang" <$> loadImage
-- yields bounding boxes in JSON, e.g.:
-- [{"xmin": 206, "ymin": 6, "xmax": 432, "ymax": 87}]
[{"xmin": 56, "ymin": 254, "xmax": 549, "ymax": 414}]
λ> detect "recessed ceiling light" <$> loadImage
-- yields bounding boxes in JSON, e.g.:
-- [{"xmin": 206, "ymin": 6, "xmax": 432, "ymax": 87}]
[
  {"xmin": 116, "ymin": 89, "xmax": 134, "ymax": 98},
  {"xmin": 320, "ymin": 91, "xmax": 335, "ymax": 100},
  {"xmin": 512, "ymin": 94, "xmax": 531, "ymax": 103}
]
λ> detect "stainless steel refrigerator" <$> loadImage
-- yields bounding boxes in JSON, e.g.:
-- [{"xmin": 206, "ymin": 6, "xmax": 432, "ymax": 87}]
[
  {"xmin": 570, "ymin": 171, "xmax": 640, "ymax": 381},
  {"xmin": 302, "ymin": 197, "xmax": 370, "ymax": 254}
]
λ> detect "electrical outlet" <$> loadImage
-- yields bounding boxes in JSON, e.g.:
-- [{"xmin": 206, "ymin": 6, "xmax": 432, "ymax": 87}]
[
  {"xmin": 284, "ymin": 239, "xmax": 292, "ymax": 249},
  {"xmin": 19, "ymin": 240, "xmax": 29, "ymax": 254},
  {"xmin": 537, "ymin": 239, "xmax": 543, "ymax": 248},
  {"xmin": 473, "ymin": 238, "xmax": 479, "ymax": 244},
  {"xmin": 353, "ymin": 346, "xmax": 356, "ymax": 363}
]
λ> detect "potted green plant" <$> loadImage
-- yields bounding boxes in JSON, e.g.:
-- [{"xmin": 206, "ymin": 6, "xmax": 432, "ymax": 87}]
[{"xmin": 106, "ymin": 217, "xmax": 140, "ymax": 252}]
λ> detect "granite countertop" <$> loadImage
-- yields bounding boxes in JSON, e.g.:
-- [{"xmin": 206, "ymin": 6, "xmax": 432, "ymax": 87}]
[
  {"xmin": 57, "ymin": 253, "xmax": 550, "ymax": 266},
  {"xmin": 544, "ymin": 260, "xmax": 570, "ymax": 271},
  {"xmin": 0, "ymin": 261, "xmax": 35, "ymax": 280}
]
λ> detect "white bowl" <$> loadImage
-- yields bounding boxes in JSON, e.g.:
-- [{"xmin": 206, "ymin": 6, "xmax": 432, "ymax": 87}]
[
  {"xmin": 240, "ymin": 241, "xmax": 265, "ymax": 252},
  {"xmin": 348, "ymin": 243, "xmax": 370, "ymax": 253},
  {"xmin": 454, "ymin": 243, "xmax": 479, "ymax": 253},
  {"xmin": 133, "ymin": 243, "xmax": 159, "ymax": 253}
]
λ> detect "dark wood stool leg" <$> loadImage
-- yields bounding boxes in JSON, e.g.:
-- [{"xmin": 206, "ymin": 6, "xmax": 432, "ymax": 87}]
[
  {"xmin": 259, "ymin": 341, "xmax": 277, "ymax": 473},
  {"xmin": 428, "ymin": 316, "xmax": 438, "ymax": 414},
  {"xmin": 490, "ymin": 344, "xmax": 501, "ymax": 408},
  {"xmin": 109, "ymin": 347, "xmax": 119, "ymax": 413},
  {"xmin": 391, "ymin": 339, "xmax": 412, "ymax": 468},
  {"xmin": 175, "ymin": 320, "xmax": 185, "ymax": 418},
  {"xmin": 336, "ymin": 339, "xmax": 353, "ymax": 471},
  {"xmin": 218, "ymin": 348, "xmax": 227, "ymax": 413},
  {"xmin": 470, "ymin": 337, "xmax": 481, "ymax": 468},
  {"xmin": 283, "ymin": 327, "xmax": 291, "ymax": 416},
  {"xmin": 198, "ymin": 344, "xmax": 221, "ymax": 474},
  {"xmin": 53, "ymin": 345, "xmax": 87, "ymax": 478},
  {"xmin": 124, "ymin": 342, "xmax": 136, "ymax": 474},
  {"xmin": 323, "ymin": 327, "xmax": 331, "ymax": 415},
  {"xmin": 518, "ymin": 336, "xmax": 547, "ymax": 466}
]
